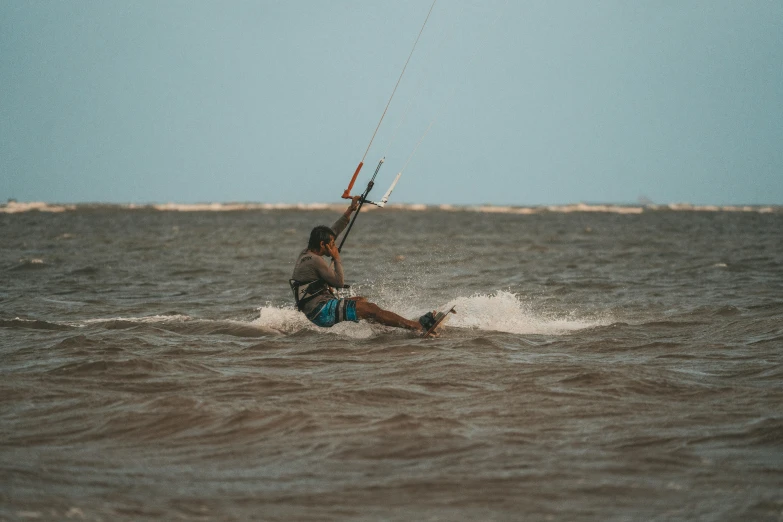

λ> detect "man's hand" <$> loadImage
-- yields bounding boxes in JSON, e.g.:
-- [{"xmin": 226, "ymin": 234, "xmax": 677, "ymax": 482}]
[
  {"xmin": 325, "ymin": 241, "xmax": 340, "ymax": 260},
  {"xmin": 348, "ymin": 195, "xmax": 361, "ymax": 212}
]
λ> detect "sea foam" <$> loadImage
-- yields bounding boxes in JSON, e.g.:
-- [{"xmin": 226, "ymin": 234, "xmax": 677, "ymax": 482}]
[{"xmin": 444, "ymin": 290, "xmax": 608, "ymax": 335}]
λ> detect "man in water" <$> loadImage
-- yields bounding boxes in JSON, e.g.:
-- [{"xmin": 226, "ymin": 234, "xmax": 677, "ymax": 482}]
[{"xmin": 290, "ymin": 197, "xmax": 431, "ymax": 333}]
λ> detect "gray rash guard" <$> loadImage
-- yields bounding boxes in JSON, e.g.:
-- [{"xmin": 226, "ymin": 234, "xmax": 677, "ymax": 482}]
[{"xmin": 291, "ymin": 214, "xmax": 350, "ymax": 316}]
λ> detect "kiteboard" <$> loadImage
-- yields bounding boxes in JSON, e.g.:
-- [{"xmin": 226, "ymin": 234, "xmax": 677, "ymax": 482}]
[{"xmin": 422, "ymin": 306, "xmax": 456, "ymax": 338}]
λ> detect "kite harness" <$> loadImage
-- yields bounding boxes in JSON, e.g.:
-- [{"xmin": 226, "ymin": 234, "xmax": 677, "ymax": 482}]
[{"xmin": 289, "ymin": 279, "xmax": 332, "ymax": 312}]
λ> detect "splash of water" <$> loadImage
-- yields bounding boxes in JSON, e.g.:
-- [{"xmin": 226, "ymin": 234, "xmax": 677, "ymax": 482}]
[
  {"xmin": 254, "ymin": 291, "xmax": 607, "ymax": 337},
  {"xmin": 445, "ymin": 290, "xmax": 607, "ymax": 335},
  {"xmin": 255, "ymin": 304, "xmax": 379, "ymax": 339}
]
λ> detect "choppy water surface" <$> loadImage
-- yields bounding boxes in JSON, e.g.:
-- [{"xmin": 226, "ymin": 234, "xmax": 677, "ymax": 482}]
[{"xmin": 1, "ymin": 205, "xmax": 782, "ymax": 521}]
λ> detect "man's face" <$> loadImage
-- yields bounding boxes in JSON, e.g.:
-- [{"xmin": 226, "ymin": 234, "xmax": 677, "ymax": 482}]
[{"xmin": 321, "ymin": 236, "xmax": 336, "ymax": 256}]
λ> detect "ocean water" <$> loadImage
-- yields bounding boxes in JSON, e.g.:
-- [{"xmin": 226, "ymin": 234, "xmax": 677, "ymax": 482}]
[{"xmin": 1, "ymin": 203, "xmax": 782, "ymax": 521}]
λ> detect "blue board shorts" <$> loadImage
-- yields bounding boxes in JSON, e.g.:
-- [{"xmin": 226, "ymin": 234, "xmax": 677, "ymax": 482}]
[{"xmin": 309, "ymin": 298, "xmax": 359, "ymax": 328}]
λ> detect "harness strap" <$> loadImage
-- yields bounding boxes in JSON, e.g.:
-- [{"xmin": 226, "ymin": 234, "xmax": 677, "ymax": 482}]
[{"xmin": 289, "ymin": 279, "xmax": 330, "ymax": 312}]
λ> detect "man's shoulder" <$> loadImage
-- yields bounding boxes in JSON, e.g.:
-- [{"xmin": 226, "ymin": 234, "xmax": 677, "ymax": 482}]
[{"xmin": 296, "ymin": 249, "xmax": 325, "ymax": 266}]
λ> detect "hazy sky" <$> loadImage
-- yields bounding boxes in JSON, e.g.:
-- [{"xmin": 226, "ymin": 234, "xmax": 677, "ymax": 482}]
[{"xmin": 2, "ymin": 1, "xmax": 781, "ymax": 205}]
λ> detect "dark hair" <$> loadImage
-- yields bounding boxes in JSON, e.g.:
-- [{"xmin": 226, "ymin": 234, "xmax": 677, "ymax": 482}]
[{"xmin": 308, "ymin": 225, "xmax": 336, "ymax": 251}]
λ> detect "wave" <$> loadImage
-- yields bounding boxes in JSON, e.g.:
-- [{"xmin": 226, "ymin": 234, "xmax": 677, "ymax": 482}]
[
  {"xmin": 0, "ymin": 317, "xmax": 75, "ymax": 331},
  {"xmin": 8, "ymin": 258, "xmax": 48, "ymax": 271},
  {"xmin": 3, "ymin": 201, "xmax": 780, "ymax": 214},
  {"xmin": 70, "ymin": 266, "xmax": 100, "ymax": 275},
  {"xmin": 5, "ymin": 313, "xmax": 282, "ymax": 337},
  {"xmin": 692, "ymin": 417, "xmax": 783, "ymax": 447},
  {"xmin": 47, "ymin": 357, "xmax": 161, "ymax": 377},
  {"xmin": 444, "ymin": 291, "xmax": 609, "ymax": 335},
  {"xmin": 5, "ymin": 293, "xmax": 605, "ymax": 339},
  {"xmin": 255, "ymin": 305, "xmax": 380, "ymax": 338},
  {"xmin": 80, "ymin": 314, "xmax": 283, "ymax": 337},
  {"xmin": 255, "ymin": 290, "xmax": 609, "ymax": 337},
  {"xmin": 0, "ymin": 201, "xmax": 76, "ymax": 213}
]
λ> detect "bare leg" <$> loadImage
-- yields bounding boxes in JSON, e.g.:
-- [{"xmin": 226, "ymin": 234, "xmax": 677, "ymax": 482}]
[{"xmin": 354, "ymin": 300, "xmax": 422, "ymax": 332}]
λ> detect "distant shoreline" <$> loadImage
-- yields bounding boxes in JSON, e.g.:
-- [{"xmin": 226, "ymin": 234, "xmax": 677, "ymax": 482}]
[{"xmin": 2, "ymin": 201, "xmax": 781, "ymax": 215}]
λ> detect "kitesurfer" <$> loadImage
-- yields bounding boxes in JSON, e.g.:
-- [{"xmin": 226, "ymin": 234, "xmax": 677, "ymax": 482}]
[{"xmin": 290, "ymin": 197, "xmax": 434, "ymax": 333}]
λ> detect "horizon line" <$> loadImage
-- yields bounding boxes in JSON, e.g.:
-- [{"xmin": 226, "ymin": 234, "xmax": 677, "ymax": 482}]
[{"xmin": 2, "ymin": 200, "xmax": 781, "ymax": 215}]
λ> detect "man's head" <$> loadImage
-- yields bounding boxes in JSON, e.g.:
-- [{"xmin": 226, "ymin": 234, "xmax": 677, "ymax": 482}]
[{"xmin": 308, "ymin": 225, "xmax": 336, "ymax": 253}]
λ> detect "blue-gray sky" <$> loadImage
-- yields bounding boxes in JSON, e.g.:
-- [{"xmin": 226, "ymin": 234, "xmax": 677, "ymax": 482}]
[{"xmin": 2, "ymin": 1, "xmax": 781, "ymax": 205}]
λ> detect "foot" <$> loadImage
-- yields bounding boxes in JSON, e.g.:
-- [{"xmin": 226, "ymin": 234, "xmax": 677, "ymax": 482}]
[
  {"xmin": 418, "ymin": 311, "xmax": 439, "ymax": 334},
  {"xmin": 418, "ymin": 311, "xmax": 436, "ymax": 328}
]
